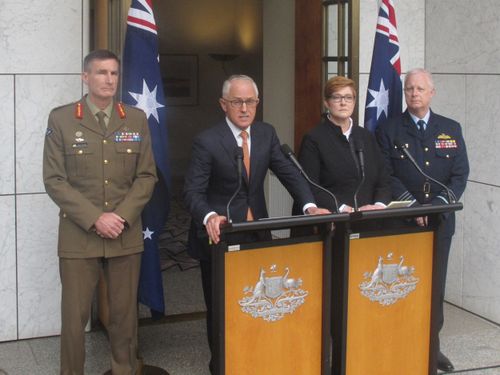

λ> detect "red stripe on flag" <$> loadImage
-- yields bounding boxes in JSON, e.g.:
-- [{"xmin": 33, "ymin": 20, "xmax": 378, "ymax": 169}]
[
  {"xmin": 393, "ymin": 59, "xmax": 401, "ymax": 75},
  {"xmin": 127, "ymin": 15, "xmax": 157, "ymax": 31},
  {"xmin": 377, "ymin": 24, "xmax": 389, "ymax": 34}
]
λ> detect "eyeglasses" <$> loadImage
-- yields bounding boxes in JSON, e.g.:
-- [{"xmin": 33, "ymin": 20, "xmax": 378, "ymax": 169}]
[
  {"xmin": 328, "ymin": 95, "xmax": 355, "ymax": 103},
  {"xmin": 224, "ymin": 98, "xmax": 259, "ymax": 108}
]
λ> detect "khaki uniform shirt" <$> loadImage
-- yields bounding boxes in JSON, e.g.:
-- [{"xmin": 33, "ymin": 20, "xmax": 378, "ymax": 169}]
[{"xmin": 43, "ymin": 97, "xmax": 157, "ymax": 258}]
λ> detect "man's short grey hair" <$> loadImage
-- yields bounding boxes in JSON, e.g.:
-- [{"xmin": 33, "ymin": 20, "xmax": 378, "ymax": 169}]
[
  {"xmin": 404, "ymin": 68, "xmax": 434, "ymax": 89},
  {"xmin": 222, "ymin": 75, "xmax": 259, "ymax": 98}
]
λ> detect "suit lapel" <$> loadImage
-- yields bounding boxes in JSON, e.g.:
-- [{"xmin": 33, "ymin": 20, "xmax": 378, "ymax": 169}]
[
  {"xmin": 403, "ymin": 110, "xmax": 420, "ymax": 139},
  {"xmin": 106, "ymin": 105, "xmax": 125, "ymax": 137},
  {"xmin": 248, "ymin": 123, "xmax": 265, "ymax": 185},
  {"xmin": 217, "ymin": 122, "xmax": 240, "ymax": 172},
  {"xmin": 426, "ymin": 111, "xmax": 439, "ymax": 138},
  {"xmin": 79, "ymin": 99, "xmax": 104, "ymax": 135}
]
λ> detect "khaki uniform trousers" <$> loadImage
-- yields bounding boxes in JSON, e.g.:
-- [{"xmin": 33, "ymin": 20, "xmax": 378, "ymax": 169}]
[{"xmin": 59, "ymin": 253, "xmax": 141, "ymax": 375}]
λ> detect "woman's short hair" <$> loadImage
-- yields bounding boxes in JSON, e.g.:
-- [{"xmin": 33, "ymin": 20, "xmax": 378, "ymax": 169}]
[{"xmin": 324, "ymin": 76, "xmax": 356, "ymax": 99}]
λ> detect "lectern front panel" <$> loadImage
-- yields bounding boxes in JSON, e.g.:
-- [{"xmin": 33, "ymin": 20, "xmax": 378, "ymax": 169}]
[
  {"xmin": 345, "ymin": 231, "xmax": 433, "ymax": 375},
  {"xmin": 224, "ymin": 241, "xmax": 324, "ymax": 375}
]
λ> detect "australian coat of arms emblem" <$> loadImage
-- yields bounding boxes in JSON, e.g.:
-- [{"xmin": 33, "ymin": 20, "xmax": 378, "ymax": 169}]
[
  {"xmin": 359, "ymin": 253, "xmax": 419, "ymax": 306},
  {"xmin": 238, "ymin": 265, "xmax": 308, "ymax": 322}
]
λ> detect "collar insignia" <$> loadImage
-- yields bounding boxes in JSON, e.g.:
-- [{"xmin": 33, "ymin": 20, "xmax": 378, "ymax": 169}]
[
  {"xmin": 116, "ymin": 102, "xmax": 126, "ymax": 119},
  {"xmin": 75, "ymin": 102, "xmax": 83, "ymax": 119}
]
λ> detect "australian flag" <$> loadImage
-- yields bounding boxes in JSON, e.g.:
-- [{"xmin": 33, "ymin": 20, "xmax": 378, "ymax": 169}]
[
  {"xmin": 364, "ymin": 0, "xmax": 402, "ymax": 132},
  {"xmin": 121, "ymin": 0, "xmax": 169, "ymax": 315}
]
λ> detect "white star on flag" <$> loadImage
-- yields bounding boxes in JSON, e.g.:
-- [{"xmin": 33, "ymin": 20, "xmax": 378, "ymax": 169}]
[
  {"xmin": 128, "ymin": 80, "xmax": 164, "ymax": 123},
  {"xmin": 143, "ymin": 227, "xmax": 154, "ymax": 240},
  {"xmin": 366, "ymin": 79, "xmax": 390, "ymax": 120}
]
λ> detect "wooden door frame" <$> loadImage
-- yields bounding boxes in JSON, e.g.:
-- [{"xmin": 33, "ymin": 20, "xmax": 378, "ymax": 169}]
[
  {"xmin": 294, "ymin": 0, "xmax": 359, "ymax": 152},
  {"xmin": 294, "ymin": 0, "xmax": 323, "ymax": 152}
]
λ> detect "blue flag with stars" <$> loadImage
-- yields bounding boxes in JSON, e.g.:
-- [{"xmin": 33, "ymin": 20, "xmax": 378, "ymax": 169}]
[
  {"xmin": 364, "ymin": 0, "xmax": 402, "ymax": 132},
  {"xmin": 121, "ymin": 0, "xmax": 169, "ymax": 315}
]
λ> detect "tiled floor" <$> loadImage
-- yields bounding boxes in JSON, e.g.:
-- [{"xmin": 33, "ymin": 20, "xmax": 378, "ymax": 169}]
[{"xmin": 1, "ymin": 266, "xmax": 499, "ymax": 375}]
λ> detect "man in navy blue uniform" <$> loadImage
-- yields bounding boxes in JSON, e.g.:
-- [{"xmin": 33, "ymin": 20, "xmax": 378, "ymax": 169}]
[{"xmin": 376, "ymin": 68, "xmax": 469, "ymax": 372}]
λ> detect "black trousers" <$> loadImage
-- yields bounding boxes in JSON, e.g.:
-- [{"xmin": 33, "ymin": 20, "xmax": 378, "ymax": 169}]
[{"xmin": 435, "ymin": 223, "xmax": 453, "ymax": 337}]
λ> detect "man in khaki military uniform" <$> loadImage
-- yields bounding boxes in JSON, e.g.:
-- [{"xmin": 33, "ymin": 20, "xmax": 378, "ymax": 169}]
[{"xmin": 43, "ymin": 49, "xmax": 157, "ymax": 375}]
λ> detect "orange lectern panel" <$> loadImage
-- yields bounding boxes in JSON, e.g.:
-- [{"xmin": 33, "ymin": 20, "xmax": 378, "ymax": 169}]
[
  {"xmin": 225, "ymin": 241, "xmax": 323, "ymax": 375},
  {"xmin": 345, "ymin": 231, "xmax": 433, "ymax": 375}
]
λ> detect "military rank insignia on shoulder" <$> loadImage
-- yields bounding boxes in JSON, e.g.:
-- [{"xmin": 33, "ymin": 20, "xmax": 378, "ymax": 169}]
[{"xmin": 45, "ymin": 128, "xmax": 53, "ymax": 137}]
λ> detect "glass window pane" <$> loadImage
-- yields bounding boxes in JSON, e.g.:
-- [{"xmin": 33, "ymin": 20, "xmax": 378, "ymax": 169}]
[
  {"xmin": 326, "ymin": 5, "xmax": 338, "ymax": 57},
  {"xmin": 327, "ymin": 62, "xmax": 338, "ymax": 77}
]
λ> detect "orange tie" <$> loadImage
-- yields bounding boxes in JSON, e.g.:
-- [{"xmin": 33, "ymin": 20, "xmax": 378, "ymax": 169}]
[{"xmin": 240, "ymin": 130, "xmax": 253, "ymax": 221}]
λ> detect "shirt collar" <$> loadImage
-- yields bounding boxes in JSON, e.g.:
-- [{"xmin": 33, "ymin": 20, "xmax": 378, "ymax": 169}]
[
  {"xmin": 225, "ymin": 117, "xmax": 251, "ymax": 138},
  {"xmin": 409, "ymin": 110, "xmax": 431, "ymax": 127},
  {"xmin": 343, "ymin": 118, "xmax": 354, "ymax": 139},
  {"xmin": 85, "ymin": 96, "xmax": 114, "ymax": 119}
]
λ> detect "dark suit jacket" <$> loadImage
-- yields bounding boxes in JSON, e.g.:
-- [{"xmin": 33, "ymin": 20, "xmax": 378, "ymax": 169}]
[
  {"xmin": 298, "ymin": 118, "xmax": 391, "ymax": 212},
  {"xmin": 184, "ymin": 120, "xmax": 315, "ymax": 259},
  {"xmin": 376, "ymin": 110, "xmax": 469, "ymax": 236}
]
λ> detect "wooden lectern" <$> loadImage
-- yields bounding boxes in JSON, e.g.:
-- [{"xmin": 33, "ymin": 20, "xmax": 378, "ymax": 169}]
[
  {"xmin": 331, "ymin": 203, "xmax": 463, "ymax": 375},
  {"xmin": 211, "ymin": 213, "xmax": 347, "ymax": 375},
  {"xmin": 209, "ymin": 203, "xmax": 462, "ymax": 375}
]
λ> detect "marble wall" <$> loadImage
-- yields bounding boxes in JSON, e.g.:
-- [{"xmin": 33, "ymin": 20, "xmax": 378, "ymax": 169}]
[
  {"xmin": 426, "ymin": 0, "xmax": 500, "ymax": 323},
  {"xmin": 0, "ymin": 0, "xmax": 87, "ymax": 341}
]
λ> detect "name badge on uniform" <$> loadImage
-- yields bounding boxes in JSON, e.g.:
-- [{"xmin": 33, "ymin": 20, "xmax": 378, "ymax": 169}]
[{"xmin": 114, "ymin": 131, "xmax": 141, "ymax": 142}]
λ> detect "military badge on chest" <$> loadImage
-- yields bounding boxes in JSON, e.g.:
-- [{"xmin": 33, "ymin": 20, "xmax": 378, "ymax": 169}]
[
  {"xmin": 72, "ymin": 130, "xmax": 87, "ymax": 148},
  {"xmin": 435, "ymin": 133, "xmax": 457, "ymax": 149},
  {"xmin": 114, "ymin": 130, "xmax": 141, "ymax": 142}
]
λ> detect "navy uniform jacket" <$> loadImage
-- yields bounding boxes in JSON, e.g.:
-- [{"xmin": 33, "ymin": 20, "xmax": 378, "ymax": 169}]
[
  {"xmin": 376, "ymin": 110, "xmax": 469, "ymax": 235},
  {"xmin": 184, "ymin": 120, "xmax": 315, "ymax": 259}
]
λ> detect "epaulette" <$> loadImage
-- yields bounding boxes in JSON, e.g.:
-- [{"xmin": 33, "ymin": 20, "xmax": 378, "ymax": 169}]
[{"xmin": 116, "ymin": 102, "xmax": 126, "ymax": 119}]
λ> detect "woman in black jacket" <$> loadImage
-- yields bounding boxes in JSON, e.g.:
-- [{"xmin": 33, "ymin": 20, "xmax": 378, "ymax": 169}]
[{"xmin": 298, "ymin": 76, "xmax": 391, "ymax": 213}]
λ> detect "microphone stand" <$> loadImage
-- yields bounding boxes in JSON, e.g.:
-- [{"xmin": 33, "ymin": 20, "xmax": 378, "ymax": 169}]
[
  {"xmin": 281, "ymin": 144, "xmax": 339, "ymax": 213},
  {"xmin": 226, "ymin": 147, "xmax": 244, "ymax": 223},
  {"xmin": 352, "ymin": 142, "xmax": 365, "ymax": 212},
  {"xmin": 395, "ymin": 141, "xmax": 456, "ymax": 203}
]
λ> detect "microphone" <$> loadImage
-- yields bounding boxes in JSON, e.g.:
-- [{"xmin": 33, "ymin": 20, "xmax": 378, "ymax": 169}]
[
  {"xmin": 352, "ymin": 137, "xmax": 365, "ymax": 211},
  {"xmin": 226, "ymin": 147, "xmax": 244, "ymax": 223},
  {"xmin": 281, "ymin": 144, "xmax": 339, "ymax": 213},
  {"xmin": 394, "ymin": 139, "xmax": 456, "ymax": 203}
]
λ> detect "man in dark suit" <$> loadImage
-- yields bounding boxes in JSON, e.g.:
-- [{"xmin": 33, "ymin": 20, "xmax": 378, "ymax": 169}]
[
  {"xmin": 183, "ymin": 75, "xmax": 329, "ymax": 370},
  {"xmin": 43, "ymin": 50, "xmax": 157, "ymax": 375},
  {"xmin": 376, "ymin": 68, "xmax": 469, "ymax": 372}
]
